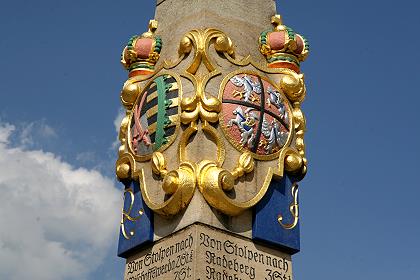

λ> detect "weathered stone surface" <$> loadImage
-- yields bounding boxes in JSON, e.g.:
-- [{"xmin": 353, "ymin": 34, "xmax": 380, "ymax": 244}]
[
  {"xmin": 155, "ymin": 0, "xmax": 276, "ymax": 67},
  {"xmin": 125, "ymin": 223, "xmax": 293, "ymax": 280}
]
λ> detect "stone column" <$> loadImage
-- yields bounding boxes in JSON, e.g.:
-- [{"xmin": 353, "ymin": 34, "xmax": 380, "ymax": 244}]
[
  {"xmin": 116, "ymin": 0, "xmax": 310, "ymax": 279},
  {"xmin": 154, "ymin": 0, "xmax": 276, "ymax": 65}
]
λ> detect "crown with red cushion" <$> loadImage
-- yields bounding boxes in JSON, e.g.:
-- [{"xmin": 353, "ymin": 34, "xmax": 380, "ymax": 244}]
[
  {"xmin": 121, "ymin": 20, "xmax": 162, "ymax": 77},
  {"xmin": 259, "ymin": 15, "xmax": 309, "ymax": 73}
]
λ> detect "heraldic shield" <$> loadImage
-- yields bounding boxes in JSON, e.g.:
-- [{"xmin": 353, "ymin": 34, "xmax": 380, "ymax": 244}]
[
  {"xmin": 116, "ymin": 19, "xmax": 308, "ymax": 255},
  {"xmin": 220, "ymin": 72, "xmax": 292, "ymax": 160},
  {"xmin": 128, "ymin": 74, "xmax": 180, "ymax": 161}
]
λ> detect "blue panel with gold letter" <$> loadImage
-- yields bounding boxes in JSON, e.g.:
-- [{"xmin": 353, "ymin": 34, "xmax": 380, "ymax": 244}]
[
  {"xmin": 117, "ymin": 181, "xmax": 153, "ymax": 258},
  {"xmin": 252, "ymin": 175, "xmax": 300, "ymax": 254}
]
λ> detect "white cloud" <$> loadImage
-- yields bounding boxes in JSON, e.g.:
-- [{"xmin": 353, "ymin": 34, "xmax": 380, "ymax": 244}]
[
  {"xmin": 0, "ymin": 123, "xmax": 15, "ymax": 144},
  {"xmin": 0, "ymin": 122, "xmax": 122, "ymax": 280},
  {"xmin": 18, "ymin": 120, "xmax": 58, "ymax": 148},
  {"xmin": 112, "ymin": 109, "xmax": 125, "ymax": 149},
  {"xmin": 76, "ymin": 151, "xmax": 96, "ymax": 164}
]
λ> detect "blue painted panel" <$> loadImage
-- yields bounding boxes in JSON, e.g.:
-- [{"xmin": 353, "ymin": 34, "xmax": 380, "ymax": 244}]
[
  {"xmin": 117, "ymin": 181, "xmax": 153, "ymax": 258},
  {"xmin": 252, "ymin": 175, "xmax": 300, "ymax": 254}
]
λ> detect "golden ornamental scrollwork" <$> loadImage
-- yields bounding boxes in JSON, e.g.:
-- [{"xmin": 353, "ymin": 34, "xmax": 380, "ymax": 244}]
[
  {"xmin": 120, "ymin": 188, "xmax": 144, "ymax": 240},
  {"xmin": 278, "ymin": 182, "xmax": 299, "ymax": 230},
  {"xmin": 140, "ymin": 157, "xmax": 196, "ymax": 216},
  {"xmin": 116, "ymin": 16, "xmax": 309, "ymax": 219},
  {"xmin": 166, "ymin": 28, "xmax": 235, "ymax": 124}
]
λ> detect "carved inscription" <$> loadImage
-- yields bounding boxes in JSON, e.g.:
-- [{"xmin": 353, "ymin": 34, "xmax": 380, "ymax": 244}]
[
  {"xmin": 124, "ymin": 224, "xmax": 293, "ymax": 280},
  {"xmin": 197, "ymin": 229, "xmax": 292, "ymax": 280},
  {"xmin": 125, "ymin": 233, "xmax": 194, "ymax": 280}
]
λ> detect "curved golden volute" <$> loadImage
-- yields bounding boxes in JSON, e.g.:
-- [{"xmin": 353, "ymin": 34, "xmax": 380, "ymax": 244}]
[
  {"xmin": 139, "ymin": 154, "xmax": 197, "ymax": 217},
  {"xmin": 165, "ymin": 28, "xmax": 234, "ymax": 72},
  {"xmin": 151, "ymin": 151, "xmax": 168, "ymax": 177},
  {"xmin": 197, "ymin": 160, "xmax": 239, "ymax": 215},
  {"xmin": 196, "ymin": 152, "xmax": 258, "ymax": 216},
  {"xmin": 182, "ymin": 29, "xmax": 235, "ymax": 74},
  {"xmin": 197, "ymin": 146, "xmax": 306, "ymax": 216},
  {"xmin": 196, "ymin": 161, "xmax": 261, "ymax": 216},
  {"xmin": 132, "ymin": 123, "xmax": 200, "ymax": 218}
]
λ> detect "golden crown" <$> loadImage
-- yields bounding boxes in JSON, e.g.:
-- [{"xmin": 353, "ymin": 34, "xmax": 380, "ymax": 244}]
[
  {"xmin": 259, "ymin": 15, "xmax": 309, "ymax": 73},
  {"xmin": 121, "ymin": 20, "xmax": 162, "ymax": 77}
]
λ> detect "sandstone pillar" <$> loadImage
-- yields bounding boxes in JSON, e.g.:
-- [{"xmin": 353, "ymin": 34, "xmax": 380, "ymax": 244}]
[{"xmin": 115, "ymin": 0, "xmax": 310, "ymax": 279}]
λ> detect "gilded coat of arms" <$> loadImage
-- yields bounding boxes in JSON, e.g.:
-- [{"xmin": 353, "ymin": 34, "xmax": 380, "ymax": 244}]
[
  {"xmin": 220, "ymin": 73, "xmax": 292, "ymax": 160},
  {"xmin": 116, "ymin": 15, "xmax": 308, "ymax": 222},
  {"xmin": 128, "ymin": 74, "xmax": 180, "ymax": 161}
]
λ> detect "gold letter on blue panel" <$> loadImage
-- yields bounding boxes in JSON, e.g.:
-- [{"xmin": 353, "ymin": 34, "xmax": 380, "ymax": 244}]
[
  {"xmin": 118, "ymin": 181, "xmax": 153, "ymax": 258},
  {"xmin": 253, "ymin": 175, "xmax": 300, "ymax": 254}
]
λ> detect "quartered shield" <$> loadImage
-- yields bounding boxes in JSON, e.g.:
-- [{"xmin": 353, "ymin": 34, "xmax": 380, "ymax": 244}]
[
  {"xmin": 220, "ymin": 72, "xmax": 293, "ymax": 161},
  {"xmin": 129, "ymin": 74, "xmax": 180, "ymax": 161}
]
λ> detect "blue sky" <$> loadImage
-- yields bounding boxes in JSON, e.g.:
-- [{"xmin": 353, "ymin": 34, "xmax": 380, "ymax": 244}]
[{"xmin": 0, "ymin": 0, "xmax": 419, "ymax": 279}]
